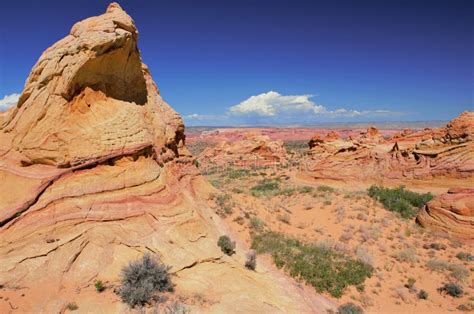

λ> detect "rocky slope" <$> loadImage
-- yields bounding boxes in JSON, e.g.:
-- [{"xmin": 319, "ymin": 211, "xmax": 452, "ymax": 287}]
[
  {"xmin": 304, "ymin": 112, "xmax": 474, "ymax": 187},
  {"xmin": 0, "ymin": 3, "xmax": 332, "ymax": 312}
]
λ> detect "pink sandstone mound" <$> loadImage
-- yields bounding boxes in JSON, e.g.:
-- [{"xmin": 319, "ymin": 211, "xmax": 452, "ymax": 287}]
[
  {"xmin": 198, "ymin": 133, "xmax": 288, "ymax": 168},
  {"xmin": 417, "ymin": 188, "xmax": 474, "ymax": 242},
  {"xmin": 305, "ymin": 112, "xmax": 474, "ymax": 184},
  {"xmin": 0, "ymin": 3, "xmax": 331, "ymax": 312}
]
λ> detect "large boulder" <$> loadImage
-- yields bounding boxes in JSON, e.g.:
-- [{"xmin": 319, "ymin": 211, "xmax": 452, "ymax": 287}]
[
  {"xmin": 417, "ymin": 188, "xmax": 474, "ymax": 242},
  {"xmin": 0, "ymin": 3, "xmax": 330, "ymax": 312}
]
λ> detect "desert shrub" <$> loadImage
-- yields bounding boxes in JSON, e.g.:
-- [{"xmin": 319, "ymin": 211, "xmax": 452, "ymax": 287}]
[
  {"xmin": 355, "ymin": 247, "xmax": 374, "ymax": 267},
  {"xmin": 339, "ymin": 231, "xmax": 353, "ymax": 243},
  {"xmin": 249, "ymin": 216, "xmax": 264, "ymax": 231},
  {"xmin": 226, "ymin": 168, "xmax": 251, "ymax": 179},
  {"xmin": 215, "ymin": 194, "xmax": 233, "ymax": 216},
  {"xmin": 298, "ymin": 186, "xmax": 314, "ymax": 194},
  {"xmin": 457, "ymin": 303, "xmax": 474, "ymax": 312},
  {"xmin": 449, "ymin": 264, "xmax": 469, "ymax": 281},
  {"xmin": 405, "ymin": 277, "xmax": 416, "ymax": 289},
  {"xmin": 119, "ymin": 254, "xmax": 173, "ymax": 307},
  {"xmin": 217, "ymin": 235, "xmax": 235, "ymax": 256},
  {"xmin": 426, "ymin": 258, "xmax": 450, "ymax": 271},
  {"xmin": 279, "ymin": 187, "xmax": 297, "ymax": 196},
  {"xmin": 426, "ymin": 259, "xmax": 469, "ymax": 282},
  {"xmin": 209, "ymin": 179, "xmax": 222, "ymax": 188},
  {"xmin": 367, "ymin": 185, "xmax": 432, "ymax": 218},
  {"xmin": 422, "ymin": 242, "xmax": 447, "ymax": 251},
  {"xmin": 317, "ymin": 185, "xmax": 335, "ymax": 193},
  {"xmin": 66, "ymin": 302, "xmax": 79, "ymax": 311},
  {"xmin": 439, "ymin": 283, "xmax": 463, "ymax": 298},
  {"xmin": 250, "ymin": 179, "xmax": 281, "ymax": 196},
  {"xmin": 158, "ymin": 301, "xmax": 189, "ymax": 314},
  {"xmin": 245, "ymin": 250, "xmax": 257, "ymax": 270},
  {"xmin": 337, "ymin": 302, "xmax": 364, "ymax": 314},
  {"xmin": 251, "ymin": 232, "xmax": 373, "ymax": 298},
  {"xmin": 456, "ymin": 252, "xmax": 474, "ymax": 261},
  {"xmin": 95, "ymin": 280, "xmax": 105, "ymax": 292},
  {"xmin": 418, "ymin": 289, "xmax": 428, "ymax": 300},
  {"xmin": 394, "ymin": 248, "xmax": 417, "ymax": 263}
]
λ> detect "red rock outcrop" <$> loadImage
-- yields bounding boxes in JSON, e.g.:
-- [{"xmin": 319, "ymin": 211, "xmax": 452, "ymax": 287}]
[
  {"xmin": 304, "ymin": 112, "xmax": 474, "ymax": 185},
  {"xmin": 0, "ymin": 4, "xmax": 330, "ymax": 312},
  {"xmin": 198, "ymin": 133, "xmax": 288, "ymax": 168},
  {"xmin": 417, "ymin": 188, "xmax": 474, "ymax": 242}
]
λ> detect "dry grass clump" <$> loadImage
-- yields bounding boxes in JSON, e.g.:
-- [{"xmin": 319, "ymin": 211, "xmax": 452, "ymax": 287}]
[{"xmin": 393, "ymin": 248, "xmax": 417, "ymax": 264}]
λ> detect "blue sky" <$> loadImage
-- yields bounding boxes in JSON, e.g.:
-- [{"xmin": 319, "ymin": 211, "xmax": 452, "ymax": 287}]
[{"xmin": 0, "ymin": 0, "xmax": 472, "ymax": 125}]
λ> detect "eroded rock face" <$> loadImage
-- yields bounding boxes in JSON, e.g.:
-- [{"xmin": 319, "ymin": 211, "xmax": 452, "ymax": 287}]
[
  {"xmin": 198, "ymin": 134, "xmax": 288, "ymax": 168},
  {"xmin": 417, "ymin": 188, "xmax": 474, "ymax": 242},
  {"xmin": 305, "ymin": 112, "xmax": 474, "ymax": 184},
  {"xmin": 0, "ymin": 4, "xmax": 328, "ymax": 313}
]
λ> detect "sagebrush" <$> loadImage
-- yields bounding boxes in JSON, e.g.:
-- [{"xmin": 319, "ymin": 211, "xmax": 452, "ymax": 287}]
[{"xmin": 119, "ymin": 254, "xmax": 173, "ymax": 307}]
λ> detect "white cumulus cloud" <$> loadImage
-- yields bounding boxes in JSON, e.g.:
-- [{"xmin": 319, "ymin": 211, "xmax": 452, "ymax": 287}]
[
  {"xmin": 229, "ymin": 91, "xmax": 325, "ymax": 116},
  {"xmin": 0, "ymin": 93, "xmax": 20, "ymax": 112},
  {"xmin": 228, "ymin": 91, "xmax": 395, "ymax": 119}
]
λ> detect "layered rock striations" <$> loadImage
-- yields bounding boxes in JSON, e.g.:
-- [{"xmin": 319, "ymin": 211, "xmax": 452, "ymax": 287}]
[
  {"xmin": 304, "ymin": 112, "xmax": 474, "ymax": 184},
  {"xmin": 417, "ymin": 188, "xmax": 474, "ymax": 242},
  {"xmin": 0, "ymin": 4, "xmax": 328, "ymax": 312}
]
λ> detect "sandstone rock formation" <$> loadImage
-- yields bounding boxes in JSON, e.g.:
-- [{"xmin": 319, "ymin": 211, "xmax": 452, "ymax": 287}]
[
  {"xmin": 0, "ymin": 4, "xmax": 331, "ymax": 312},
  {"xmin": 198, "ymin": 133, "xmax": 288, "ymax": 169},
  {"xmin": 304, "ymin": 112, "xmax": 474, "ymax": 186},
  {"xmin": 417, "ymin": 188, "xmax": 474, "ymax": 242}
]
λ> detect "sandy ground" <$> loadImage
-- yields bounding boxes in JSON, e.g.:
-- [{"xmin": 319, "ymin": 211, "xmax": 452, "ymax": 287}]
[{"xmin": 201, "ymin": 163, "xmax": 473, "ymax": 314}]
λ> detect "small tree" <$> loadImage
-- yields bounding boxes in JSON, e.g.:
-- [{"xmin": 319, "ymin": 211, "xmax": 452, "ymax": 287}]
[
  {"xmin": 217, "ymin": 235, "xmax": 236, "ymax": 256},
  {"xmin": 245, "ymin": 250, "xmax": 257, "ymax": 271}
]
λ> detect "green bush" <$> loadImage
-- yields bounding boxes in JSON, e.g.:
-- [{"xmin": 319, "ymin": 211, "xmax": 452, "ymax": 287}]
[
  {"xmin": 95, "ymin": 280, "xmax": 105, "ymax": 292},
  {"xmin": 215, "ymin": 194, "xmax": 233, "ymax": 216},
  {"xmin": 250, "ymin": 179, "xmax": 281, "ymax": 196},
  {"xmin": 317, "ymin": 185, "xmax": 335, "ymax": 193},
  {"xmin": 226, "ymin": 168, "xmax": 251, "ymax": 179},
  {"xmin": 251, "ymin": 232, "xmax": 373, "ymax": 298},
  {"xmin": 217, "ymin": 235, "xmax": 236, "ymax": 256},
  {"xmin": 337, "ymin": 302, "xmax": 364, "ymax": 314},
  {"xmin": 119, "ymin": 254, "xmax": 173, "ymax": 307},
  {"xmin": 456, "ymin": 252, "xmax": 474, "ymax": 261},
  {"xmin": 249, "ymin": 216, "xmax": 264, "ymax": 231},
  {"xmin": 367, "ymin": 185, "xmax": 433, "ymax": 218},
  {"xmin": 439, "ymin": 283, "xmax": 463, "ymax": 298}
]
